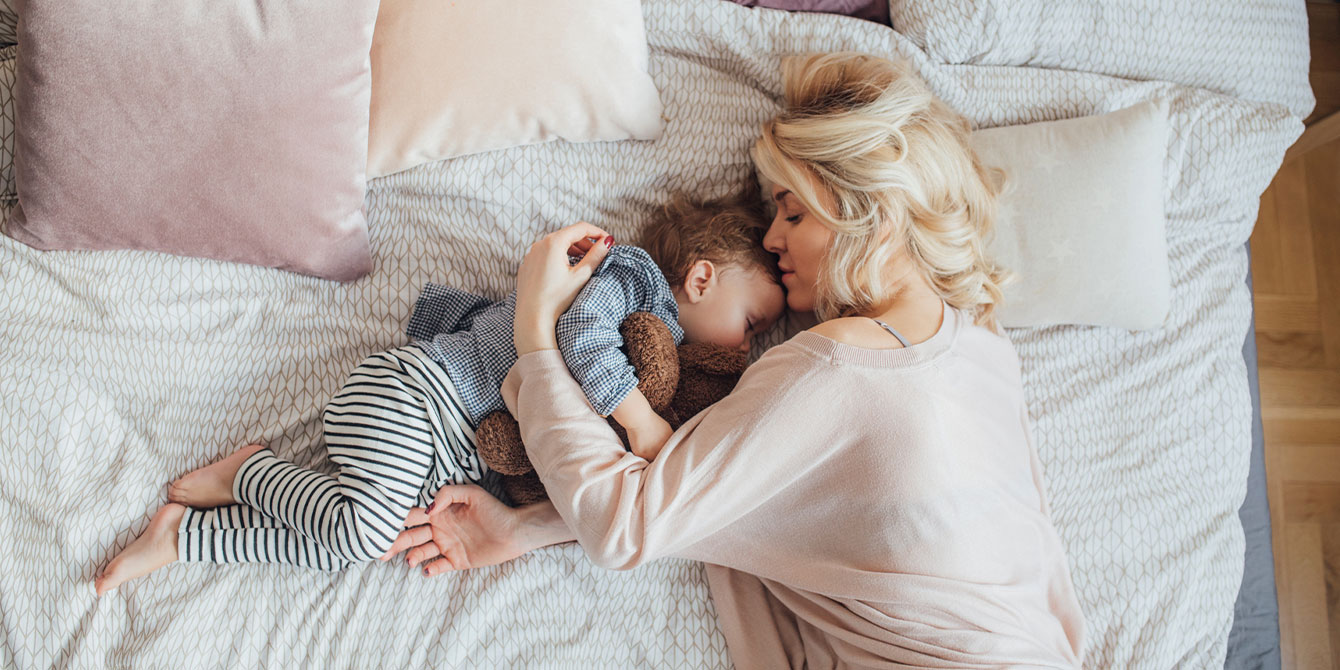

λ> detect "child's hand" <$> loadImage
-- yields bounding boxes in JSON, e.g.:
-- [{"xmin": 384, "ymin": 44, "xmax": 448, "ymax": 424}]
[
  {"xmin": 628, "ymin": 414, "xmax": 673, "ymax": 461},
  {"xmin": 611, "ymin": 388, "xmax": 673, "ymax": 460}
]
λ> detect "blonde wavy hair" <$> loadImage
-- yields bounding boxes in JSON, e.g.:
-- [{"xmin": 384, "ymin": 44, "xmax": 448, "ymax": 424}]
[{"xmin": 751, "ymin": 52, "xmax": 1011, "ymax": 331}]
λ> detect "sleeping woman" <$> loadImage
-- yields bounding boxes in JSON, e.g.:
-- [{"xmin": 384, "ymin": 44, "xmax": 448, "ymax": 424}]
[
  {"xmin": 94, "ymin": 195, "xmax": 785, "ymax": 591},
  {"xmin": 383, "ymin": 52, "xmax": 1087, "ymax": 668}
]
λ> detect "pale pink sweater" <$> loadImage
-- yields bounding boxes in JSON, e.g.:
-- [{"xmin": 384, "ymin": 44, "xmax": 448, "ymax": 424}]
[{"xmin": 501, "ymin": 306, "xmax": 1086, "ymax": 669}]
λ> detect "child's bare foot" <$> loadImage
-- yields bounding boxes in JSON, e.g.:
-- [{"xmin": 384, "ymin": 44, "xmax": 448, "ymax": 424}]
[
  {"xmin": 94, "ymin": 502, "xmax": 185, "ymax": 596},
  {"xmin": 167, "ymin": 444, "xmax": 265, "ymax": 508}
]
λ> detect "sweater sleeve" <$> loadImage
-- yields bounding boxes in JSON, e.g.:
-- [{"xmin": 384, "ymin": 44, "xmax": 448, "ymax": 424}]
[{"xmin": 500, "ymin": 345, "xmax": 827, "ymax": 570}]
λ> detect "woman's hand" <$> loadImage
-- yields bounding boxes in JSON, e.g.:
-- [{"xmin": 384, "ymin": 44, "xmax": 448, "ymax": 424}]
[
  {"xmin": 379, "ymin": 484, "xmax": 576, "ymax": 575},
  {"xmin": 379, "ymin": 485, "xmax": 525, "ymax": 574},
  {"xmin": 514, "ymin": 222, "xmax": 613, "ymax": 356}
]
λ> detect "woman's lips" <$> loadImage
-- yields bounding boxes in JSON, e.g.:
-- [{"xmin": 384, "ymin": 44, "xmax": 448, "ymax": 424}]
[{"xmin": 781, "ymin": 272, "xmax": 795, "ymax": 282}]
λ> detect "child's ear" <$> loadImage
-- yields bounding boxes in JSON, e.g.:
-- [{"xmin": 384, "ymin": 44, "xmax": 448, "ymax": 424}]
[{"xmin": 681, "ymin": 260, "xmax": 716, "ymax": 303}]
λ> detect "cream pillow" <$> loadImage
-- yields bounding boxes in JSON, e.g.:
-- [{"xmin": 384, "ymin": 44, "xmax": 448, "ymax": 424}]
[
  {"xmin": 976, "ymin": 101, "xmax": 1170, "ymax": 331},
  {"xmin": 367, "ymin": 0, "xmax": 664, "ymax": 178}
]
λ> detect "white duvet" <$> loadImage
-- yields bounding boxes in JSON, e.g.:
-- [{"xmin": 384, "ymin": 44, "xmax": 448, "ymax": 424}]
[{"xmin": 0, "ymin": 1, "xmax": 1309, "ymax": 667}]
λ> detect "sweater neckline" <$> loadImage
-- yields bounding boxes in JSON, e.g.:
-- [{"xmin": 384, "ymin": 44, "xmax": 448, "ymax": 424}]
[{"xmin": 789, "ymin": 303, "xmax": 961, "ymax": 368}]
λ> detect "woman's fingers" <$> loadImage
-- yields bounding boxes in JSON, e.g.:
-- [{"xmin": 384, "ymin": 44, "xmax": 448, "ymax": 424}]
[
  {"xmin": 402, "ymin": 507, "xmax": 429, "ymax": 527},
  {"xmin": 426, "ymin": 483, "xmax": 482, "ymax": 514},
  {"xmin": 407, "ymin": 541, "xmax": 442, "ymax": 568},
  {"xmin": 423, "ymin": 557, "xmax": 450, "ymax": 576},
  {"xmin": 380, "ymin": 524, "xmax": 432, "ymax": 561},
  {"xmin": 567, "ymin": 237, "xmax": 596, "ymax": 257},
  {"xmin": 420, "ymin": 554, "xmax": 447, "ymax": 576},
  {"xmin": 422, "ymin": 541, "xmax": 467, "ymax": 575},
  {"xmin": 572, "ymin": 232, "xmax": 613, "ymax": 276},
  {"xmin": 547, "ymin": 221, "xmax": 610, "ymax": 249}
]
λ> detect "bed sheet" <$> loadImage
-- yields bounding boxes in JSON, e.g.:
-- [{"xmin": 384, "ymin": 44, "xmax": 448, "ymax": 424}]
[
  {"xmin": 0, "ymin": 0, "xmax": 1308, "ymax": 667},
  {"xmin": 1227, "ymin": 261, "xmax": 1282, "ymax": 670}
]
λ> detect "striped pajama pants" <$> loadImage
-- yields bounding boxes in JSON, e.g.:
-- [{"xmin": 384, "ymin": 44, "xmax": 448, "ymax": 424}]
[{"xmin": 176, "ymin": 344, "xmax": 503, "ymax": 570}]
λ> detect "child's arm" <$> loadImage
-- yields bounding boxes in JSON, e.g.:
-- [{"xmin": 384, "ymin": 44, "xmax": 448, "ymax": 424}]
[
  {"xmin": 610, "ymin": 388, "xmax": 674, "ymax": 461},
  {"xmin": 554, "ymin": 246, "xmax": 683, "ymax": 420}
]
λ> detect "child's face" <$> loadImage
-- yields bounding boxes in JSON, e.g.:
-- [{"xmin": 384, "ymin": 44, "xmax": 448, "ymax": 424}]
[{"xmin": 675, "ymin": 263, "xmax": 786, "ymax": 352}]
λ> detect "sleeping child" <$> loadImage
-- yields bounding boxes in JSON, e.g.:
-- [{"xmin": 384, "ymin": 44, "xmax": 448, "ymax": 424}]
[{"xmin": 94, "ymin": 192, "xmax": 786, "ymax": 594}]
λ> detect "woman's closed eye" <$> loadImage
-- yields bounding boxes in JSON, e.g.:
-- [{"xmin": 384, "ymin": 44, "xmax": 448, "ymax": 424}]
[{"xmin": 778, "ymin": 193, "xmax": 804, "ymax": 224}]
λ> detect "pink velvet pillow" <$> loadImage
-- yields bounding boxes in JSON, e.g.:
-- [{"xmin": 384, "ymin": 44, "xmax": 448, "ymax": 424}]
[
  {"xmin": 6, "ymin": 2, "xmax": 378, "ymax": 281},
  {"xmin": 727, "ymin": 0, "xmax": 889, "ymax": 24}
]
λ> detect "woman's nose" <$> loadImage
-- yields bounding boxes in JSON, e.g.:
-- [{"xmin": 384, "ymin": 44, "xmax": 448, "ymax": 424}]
[
  {"xmin": 762, "ymin": 217, "xmax": 785, "ymax": 254},
  {"xmin": 737, "ymin": 340, "xmax": 751, "ymax": 353}
]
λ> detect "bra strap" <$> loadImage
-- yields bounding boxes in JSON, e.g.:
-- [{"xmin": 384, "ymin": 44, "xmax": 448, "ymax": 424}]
[{"xmin": 870, "ymin": 318, "xmax": 910, "ymax": 347}]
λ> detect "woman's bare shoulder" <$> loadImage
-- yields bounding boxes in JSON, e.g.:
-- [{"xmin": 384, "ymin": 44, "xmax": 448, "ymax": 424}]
[{"xmin": 804, "ymin": 317, "xmax": 864, "ymax": 339}]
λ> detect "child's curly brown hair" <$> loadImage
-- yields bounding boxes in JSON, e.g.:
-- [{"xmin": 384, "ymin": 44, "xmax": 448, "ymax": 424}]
[{"xmin": 638, "ymin": 186, "xmax": 782, "ymax": 290}]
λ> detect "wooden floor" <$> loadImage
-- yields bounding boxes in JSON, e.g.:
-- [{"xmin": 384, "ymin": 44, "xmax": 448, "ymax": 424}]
[
  {"xmin": 1254, "ymin": 6, "xmax": 1340, "ymax": 667},
  {"xmin": 1256, "ymin": 137, "xmax": 1340, "ymax": 670}
]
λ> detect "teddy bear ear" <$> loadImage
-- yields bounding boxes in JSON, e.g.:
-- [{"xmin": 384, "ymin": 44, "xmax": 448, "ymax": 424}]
[{"xmin": 677, "ymin": 342, "xmax": 749, "ymax": 376}]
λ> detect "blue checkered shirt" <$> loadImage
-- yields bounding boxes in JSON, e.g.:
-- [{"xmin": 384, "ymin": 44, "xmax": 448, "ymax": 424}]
[{"xmin": 405, "ymin": 245, "xmax": 684, "ymax": 425}]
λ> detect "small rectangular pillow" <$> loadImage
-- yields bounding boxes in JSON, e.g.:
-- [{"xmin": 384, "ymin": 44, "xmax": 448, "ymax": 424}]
[
  {"xmin": 6, "ymin": 2, "xmax": 378, "ymax": 282},
  {"xmin": 368, "ymin": 0, "xmax": 664, "ymax": 178},
  {"xmin": 975, "ymin": 101, "xmax": 1170, "ymax": 330}
]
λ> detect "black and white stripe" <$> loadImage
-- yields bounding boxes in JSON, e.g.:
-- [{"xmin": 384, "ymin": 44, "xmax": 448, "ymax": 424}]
[{"xmin": 177, "ymin": 345, "xmax": 497, "ymax": 570}]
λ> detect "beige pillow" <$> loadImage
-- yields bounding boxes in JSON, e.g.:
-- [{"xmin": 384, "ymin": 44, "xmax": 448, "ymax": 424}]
[
  {"xmin": 975, "ymin": 101, "xmax": 1170, "ymax": 331},
  {"xmin": 367, "ymin": 0, "xmax": 664, "ymax": 178}
]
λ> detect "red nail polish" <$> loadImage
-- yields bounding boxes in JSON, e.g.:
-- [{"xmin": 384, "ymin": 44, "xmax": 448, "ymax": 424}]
[
  {"xmin": 426, "ymin": 502, "xmax": 436, "ymax": 513},
  {"xmin": 605, "ymin": 236, "xmax": 614, "ymax": 247},
  {"xmin": 423, "ymin": 568, "xmax": 431, "ymax": 576}
]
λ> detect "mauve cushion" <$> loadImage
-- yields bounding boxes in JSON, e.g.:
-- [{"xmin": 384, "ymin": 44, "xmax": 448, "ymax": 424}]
[
  {"xmin": 727, "ymin": 0, "xmax": 889, "ymax": 24},
  {"xmin": 7, "ymin": 1, "xmax": 378, "ymax": 282}
]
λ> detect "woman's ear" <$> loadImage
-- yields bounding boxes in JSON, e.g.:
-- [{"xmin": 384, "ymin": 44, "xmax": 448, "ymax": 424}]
[{"xmin": 680, "ymin": 260, "xmax": 717, "ymax": 303}]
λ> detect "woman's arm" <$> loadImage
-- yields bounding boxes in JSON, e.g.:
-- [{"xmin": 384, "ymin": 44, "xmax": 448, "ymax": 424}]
[
  {"xmin": 394, "ymin": 349, "xmax": 815, "ymax": 575},
  {"xmin": 516, "ymin": 498, "xmax": 577, "ymax": 549},
  {"xmin": 501, "ymin": 345, "xmax": 821, "ymax": 570}
]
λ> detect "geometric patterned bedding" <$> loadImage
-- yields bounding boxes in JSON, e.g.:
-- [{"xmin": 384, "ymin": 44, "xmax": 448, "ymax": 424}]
[{"xmin": 0, "ymin": 1, "xmax": 1309, "ymax": 667}]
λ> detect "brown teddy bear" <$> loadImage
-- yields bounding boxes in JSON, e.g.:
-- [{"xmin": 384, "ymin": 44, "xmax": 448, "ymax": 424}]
[{"xmin": 474, "ymin": 311, "xmax": 749, "ymax": 506}]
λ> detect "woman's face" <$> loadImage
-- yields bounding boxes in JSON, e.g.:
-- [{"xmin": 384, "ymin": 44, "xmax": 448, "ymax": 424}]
[{"xmin": 762, "ymin": 182, "xmax": 834, "ymax": 314}]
